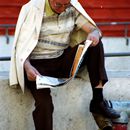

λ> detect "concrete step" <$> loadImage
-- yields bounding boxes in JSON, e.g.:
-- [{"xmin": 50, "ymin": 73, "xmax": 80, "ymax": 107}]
[
  {"xmin": 0, "ymin": 71, "xmax": 9, "ymax": 79},
  {"xmin": 0, "ymin": 73, "xmax": 130, "ymax": 130},
  {"xmin": 107, "ymin": 70, "xmax": 130, "ymax": 78}
]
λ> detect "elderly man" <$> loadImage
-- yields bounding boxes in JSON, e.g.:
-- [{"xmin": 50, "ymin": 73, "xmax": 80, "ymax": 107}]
[{"xmin": 10, "ymin": 0, "xmax": 120, "ymax": 129}]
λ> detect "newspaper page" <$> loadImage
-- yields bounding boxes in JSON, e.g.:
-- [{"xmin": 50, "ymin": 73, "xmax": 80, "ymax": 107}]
[
  {"xmin": 36, "ymin": 76, "xmax": 72, "ymax": 89},
  {"xmin": 36, "ymin": 40, "xmax": 92, "ymax": 89},
  {"xmin": 71, "ymin": 40, "xmax": 92, "ymax": 77}
]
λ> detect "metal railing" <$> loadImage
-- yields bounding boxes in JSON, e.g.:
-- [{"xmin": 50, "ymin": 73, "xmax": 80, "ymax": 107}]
[
  {"xmin": 0, "ymin": 24, "xmax": 15, "ymax": 44},
  {"xmin": 1, "ymin": 52, "xmax": 130, "ymax": 61},
  {"xmin": 97, "ymin": 21, "xmax": 130, "ymax": 46},
  {"xmin": 0, "ymin": 22, "xmax": 130, "ymax": 45},
  {"xmin": 0, "ymin": 57, "xmax": 10, "ymax": 61},
  {"xmin": 0, "ymin": 22, "xmax": 130, "ymax": 61}
]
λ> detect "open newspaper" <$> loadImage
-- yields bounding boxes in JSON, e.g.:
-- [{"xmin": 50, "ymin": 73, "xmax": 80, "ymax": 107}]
[{"xmin": 36, "ymin": 40, "xmax": 92, "ymax": 89}]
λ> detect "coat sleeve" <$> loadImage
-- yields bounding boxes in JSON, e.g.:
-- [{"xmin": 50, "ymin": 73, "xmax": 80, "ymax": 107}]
[{"xmin": 9, "ymin": 4, "xmax": 29, "ymax": 87}]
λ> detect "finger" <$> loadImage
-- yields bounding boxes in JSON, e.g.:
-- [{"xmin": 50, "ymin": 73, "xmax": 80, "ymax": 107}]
[
  {"xmin": 28, "ymin": 71, "xmax": 37, "ymax": 81},
  {"xmin": 34, "ymin": 68, "xmax": 41, "ymax": 76},
  {"xmin": 27, "ymin": 75, "xmax": 35, "ymax": 81},
  {"xmin": 90, "ymin": 41, "xmax": 98, "ymax": 47},
  {"xmin": 92, "ymin": 41, "xmax": 98, "ymax": 46}
]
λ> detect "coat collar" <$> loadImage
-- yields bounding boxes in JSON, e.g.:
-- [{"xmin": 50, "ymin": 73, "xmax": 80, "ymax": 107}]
[
  {"xmin": 31, "ymin": 0, "xmax": 45, "ymax": 10},
  {"xmin": 70, "ymin": 0, "xmax": 96, "ymax": 26},
  {"xmin": 30, "ymin": 0, "xmax": 96, "ymax": 27}
]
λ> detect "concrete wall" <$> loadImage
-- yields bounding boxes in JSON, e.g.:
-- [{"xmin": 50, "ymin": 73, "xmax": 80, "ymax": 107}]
[
  {"xmin": 1, "ymin": 73, "xmax": 130, "ymax": 130},
  {"xmin": 103, "ymin": 37, "xmax": 130, "ymax": 71},
  {"xmin": 0, "ymin": 37, "xmax": 130, "ymax": 129},
  {"xmin": 0, "ymin": 36, "xmax": 130, "ymax": 72}
]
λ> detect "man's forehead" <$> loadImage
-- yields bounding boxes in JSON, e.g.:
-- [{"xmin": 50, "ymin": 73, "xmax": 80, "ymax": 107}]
[{"xmin": 54, "ymin": 0, "xmax": 70, "ymax": 4}]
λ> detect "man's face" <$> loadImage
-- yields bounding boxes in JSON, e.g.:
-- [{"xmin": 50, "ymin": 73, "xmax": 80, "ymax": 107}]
[{"xmin": 50, "ymin": 0, "xmax": 71, "ymax": 14}]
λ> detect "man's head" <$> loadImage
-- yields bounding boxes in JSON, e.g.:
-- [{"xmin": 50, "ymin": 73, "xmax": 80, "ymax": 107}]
[{"xmin": 49, "ymin": 0, "xmax": 71, "ymax": 14}]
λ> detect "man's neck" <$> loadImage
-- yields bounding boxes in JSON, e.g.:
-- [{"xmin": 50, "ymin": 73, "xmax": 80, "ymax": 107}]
[
  {"xmin": 45, "ymin": 0, "xmax": 56, "ymax": 16},
  {"xmin": 48, "ymin": 0, "xmax": 56, "ymax": 13}
]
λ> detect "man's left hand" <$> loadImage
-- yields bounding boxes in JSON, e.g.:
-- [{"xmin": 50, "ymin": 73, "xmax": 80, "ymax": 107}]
[{"xmin": 87, "ymin": 30, "xmax": 100, "ymax": 47}]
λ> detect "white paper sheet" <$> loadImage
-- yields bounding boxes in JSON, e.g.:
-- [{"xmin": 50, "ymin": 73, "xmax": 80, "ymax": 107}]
[{"xmin": 36, "ymin": 40, "xmax": 92, "ymax": 89}]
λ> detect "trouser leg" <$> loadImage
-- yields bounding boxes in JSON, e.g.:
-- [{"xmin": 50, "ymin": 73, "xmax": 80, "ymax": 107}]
[
  {"xmin": 25, "ymin": 78, "xmax": 53, "ymax": 130},
  {"xmin": 24, "ymin": 48, "xmax": 77, "ymax": 130},
  {"xmin": 80, "ymin": 40, "xmax": 107, "ymax": 104},
  {"xmin": 32, "ymin": 88, "xmax": 53, "ymax": 130},
  {"xmin": 82, "ymin": 40, "xmax": 120, "ymax": 119},
  {"xmin": 81, "ymin": 40, "xmax": 108, "ymax": 89}
]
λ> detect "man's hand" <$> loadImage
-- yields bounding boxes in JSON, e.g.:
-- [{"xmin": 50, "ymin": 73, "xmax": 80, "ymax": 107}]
[
  {"xmin": 24, "ymin": 59, "xmax": 41, "ymax": 81},
  {"xmin": 87, "ymin": 30, "xmax": 100, "ymax": 47},
  {"xmin": 81, "ymin": 22, "xmax": 101, "ymax": 47}
]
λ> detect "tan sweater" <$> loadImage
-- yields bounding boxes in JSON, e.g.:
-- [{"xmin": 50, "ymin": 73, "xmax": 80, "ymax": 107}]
[{"xmin": 31, "ymin": 6, "xmax": 89, "ymax": 59}]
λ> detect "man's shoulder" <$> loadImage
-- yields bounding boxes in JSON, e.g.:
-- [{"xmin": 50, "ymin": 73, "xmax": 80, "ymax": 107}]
[
  {"xmin": 21, "ymin": 1, "xmax": 31, "ymax": 9},
  {"xmin": 20, "ymin": 1, "xmax": 37, "ymax": 16}
]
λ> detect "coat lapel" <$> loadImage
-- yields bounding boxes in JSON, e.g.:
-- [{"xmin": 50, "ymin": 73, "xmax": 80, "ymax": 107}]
[
  {"xmin": 31, "ymin": 0, "xmax": 46, "ymax": 35},
  {"xmin": 70, "ymin": 0, "xmax": 96, "ymax": 26}
]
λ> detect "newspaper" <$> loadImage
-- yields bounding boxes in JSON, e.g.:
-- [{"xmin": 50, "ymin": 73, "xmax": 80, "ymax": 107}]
[
  {"xmin": 36, "ymin": 76, "xmax": 72, "ymax": 89},
  {"xmin": 36, "ymin": 40, "xmax": 92, "ymax": 89},
  {"xmin": 71, "ymin": 40, "xmax": 92, "ymax": 78}
]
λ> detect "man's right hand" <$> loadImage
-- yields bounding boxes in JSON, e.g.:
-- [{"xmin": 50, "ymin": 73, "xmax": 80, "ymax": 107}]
[{"xmin": 24, "ymin": 59, "xmax": 41, "ymax": 81}]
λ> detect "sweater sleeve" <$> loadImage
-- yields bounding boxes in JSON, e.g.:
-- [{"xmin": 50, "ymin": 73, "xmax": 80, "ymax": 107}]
[{"xmin": 74, "ymin": 8, "xmax": 95, "ymax": 31}]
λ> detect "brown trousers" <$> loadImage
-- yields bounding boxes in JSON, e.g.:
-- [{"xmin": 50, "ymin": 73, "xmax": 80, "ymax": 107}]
[{"xmin": 25, "ymin": 40, "xmax": 108, "ymax": 130}]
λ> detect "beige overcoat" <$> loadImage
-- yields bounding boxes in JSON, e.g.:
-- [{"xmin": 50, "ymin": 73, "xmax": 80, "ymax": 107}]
[{"xmin": 9, "ymin": 0, "xmax": 100, "ymax": 92}]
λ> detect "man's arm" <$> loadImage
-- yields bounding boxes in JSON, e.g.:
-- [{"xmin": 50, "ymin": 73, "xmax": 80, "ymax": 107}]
[{"xmin": 81, "ymin": 22, "xmax": 101, "ymax": 47}]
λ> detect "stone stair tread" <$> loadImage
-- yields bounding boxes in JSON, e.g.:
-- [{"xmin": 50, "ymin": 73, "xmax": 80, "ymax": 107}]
[{"xmin": 107, "ymin": 70, "xmax": 130, "ymax": 78}]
